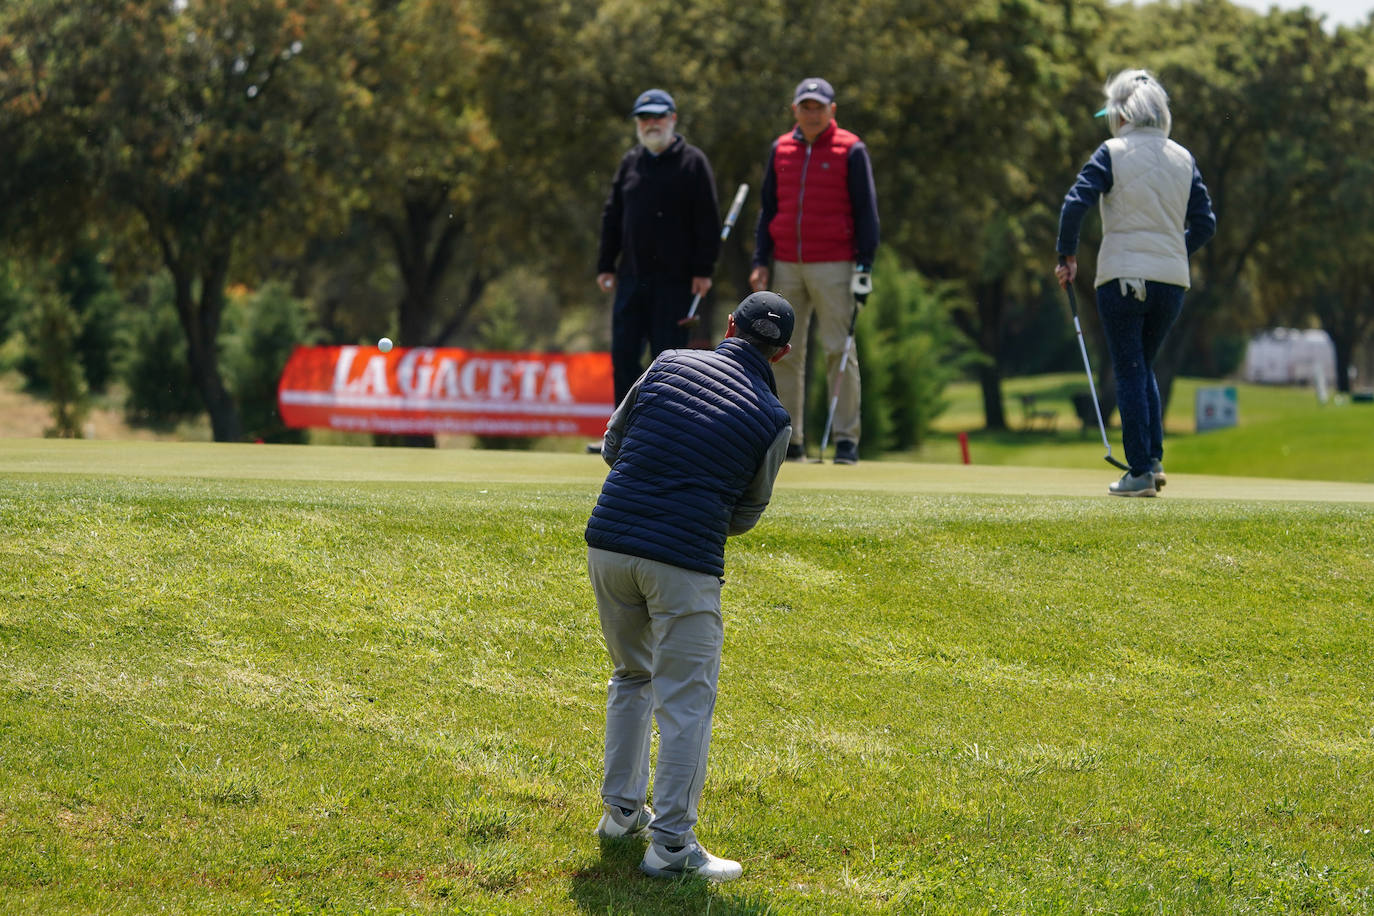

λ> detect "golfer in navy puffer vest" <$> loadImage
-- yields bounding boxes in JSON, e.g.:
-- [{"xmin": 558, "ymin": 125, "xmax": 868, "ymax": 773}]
[{"xmin": 585, "ymin": 292, "xmax": 794, "ymax": 883}]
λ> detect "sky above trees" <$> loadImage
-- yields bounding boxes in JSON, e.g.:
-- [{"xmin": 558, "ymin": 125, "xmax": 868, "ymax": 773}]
[{"xmin": 1213, "ymin": 0, "xmax": 1368, "ymax": 27}]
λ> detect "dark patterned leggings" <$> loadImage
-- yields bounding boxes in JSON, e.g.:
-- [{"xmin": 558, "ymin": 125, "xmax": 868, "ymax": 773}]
[{"xmin": 1095, "ymin": 280, "xmax": 1185, "ymax": 476}]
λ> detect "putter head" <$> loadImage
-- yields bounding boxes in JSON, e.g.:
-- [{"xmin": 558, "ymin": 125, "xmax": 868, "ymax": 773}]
[{"xmin": 1105, "ymin": 455, "xmax": 1130, "ymax": 471}]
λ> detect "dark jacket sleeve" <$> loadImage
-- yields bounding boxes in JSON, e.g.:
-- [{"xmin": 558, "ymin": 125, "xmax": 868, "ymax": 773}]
[
  {"xmin": 1184, "ymin": 161, "xmax": 1216, "ymax": 256},
  {"xmin": 847, "ymin": 141, "xmax": 879, "ymax": 266},
  {"xmin": 752, "ymin": 142, "xmax": 780, "ymax": 268},
  {"xmin": 688, "ymin": 147, "xmax": 722, "ymax": 277},
  {"xmin": 597, "ymin": 153, "xmax": 631, "ymax": 275},
  {"xmin": 1057, "ymin": 143, "xmax": 1113, "ymax": 257}
]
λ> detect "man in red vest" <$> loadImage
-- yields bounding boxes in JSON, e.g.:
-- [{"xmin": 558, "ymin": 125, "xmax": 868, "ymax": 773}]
[{"xmin": 750, "ymin": 77, "xmax": 879, "ymax": 465}]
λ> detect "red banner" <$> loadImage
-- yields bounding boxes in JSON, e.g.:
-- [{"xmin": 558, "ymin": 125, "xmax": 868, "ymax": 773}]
[{"xmin": 277, "ymin": 346, "xmax": 614, "ymax": 437}]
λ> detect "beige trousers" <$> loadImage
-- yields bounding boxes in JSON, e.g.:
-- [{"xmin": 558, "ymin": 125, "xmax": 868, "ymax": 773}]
[{"xmin": 772, "ymin": 260, "xmax": 861, "ymax": 447}]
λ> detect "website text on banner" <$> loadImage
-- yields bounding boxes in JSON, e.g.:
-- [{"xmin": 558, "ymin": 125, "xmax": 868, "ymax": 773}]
[{"xmin": 277, "ymin": 346, "xmax": 615, "ymax": 437}]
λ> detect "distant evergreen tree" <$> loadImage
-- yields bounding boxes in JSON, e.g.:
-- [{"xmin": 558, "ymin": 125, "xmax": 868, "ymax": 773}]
[
  {"xmin": 222, "ymin": 283, "xmax": 318, "ymax": 444},
  {"xmin": 31, "ymin": 288, "xmax": 88, "ymax": 437},
  {"xmin": 118, "ymin": 276, "xmax": 202, "ymax": 428}
]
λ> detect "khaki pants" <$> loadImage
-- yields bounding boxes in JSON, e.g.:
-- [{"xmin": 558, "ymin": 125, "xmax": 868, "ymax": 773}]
[
  {"xmin": 772, "ymin": 260, "xmax": 861, "ymax": 448},
  {"xmin": 589, "ymin": 546, "xmax": 724, "ymax": 848}
]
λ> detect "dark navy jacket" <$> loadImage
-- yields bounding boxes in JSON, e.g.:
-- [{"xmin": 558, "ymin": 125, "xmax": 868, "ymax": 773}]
[
  {"xmin": 585, "ymin": 339, "xmax": 792, "ymax": 577},
  {"xmin": 597, "ymin": 135, "xmax": 721, "ymax": 281}
]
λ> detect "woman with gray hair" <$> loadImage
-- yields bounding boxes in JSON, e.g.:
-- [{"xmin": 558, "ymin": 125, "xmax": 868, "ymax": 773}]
[{"xmin": 1055, "ymin": 69, "xmax": 1216, "ymax": 497}]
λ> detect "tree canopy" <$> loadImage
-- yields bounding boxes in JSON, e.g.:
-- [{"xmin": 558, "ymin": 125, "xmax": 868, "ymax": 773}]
[{"xmin": 2, "ymin": 0, "xmax": 1372, "ymax": 439}]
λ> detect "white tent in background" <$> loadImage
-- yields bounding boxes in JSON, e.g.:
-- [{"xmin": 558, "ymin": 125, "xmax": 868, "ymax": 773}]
[{"xmin": 1242, "ymin": 328, "xmax": 1337, "ymax": 386}]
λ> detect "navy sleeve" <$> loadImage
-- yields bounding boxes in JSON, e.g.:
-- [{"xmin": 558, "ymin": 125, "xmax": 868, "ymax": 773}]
[
  {"xmin": 597, "ymin": 154, "xmax": 630, "ymax": 274},
  {"xmin": 752, "ymin": 143, "xmax": 779, "ymax": 267},
  {"xmin": 1184, "ymin": 161, "xmax": 1216, "ymax": 256},
  {"xmin": 1056, "ymin": 143, "xmax": 1113, "ymax": 257},
  {"xmin": 847, "ymin": 142, "xmax": 880, "ymax": 266},
  {"xmin": 689, "ymin": 148, "xmax": 722, "ymax": 277}
]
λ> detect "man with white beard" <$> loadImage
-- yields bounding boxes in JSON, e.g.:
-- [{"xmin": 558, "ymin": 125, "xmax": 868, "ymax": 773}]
[{"xmin": 596, "ymin": 88, "xmax": 722, "ymax": 418}]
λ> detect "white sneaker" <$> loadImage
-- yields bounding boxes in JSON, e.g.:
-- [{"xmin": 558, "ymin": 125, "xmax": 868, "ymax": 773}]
[
  {"xmin": 594, "ymin": 803, "xmax": 653, "ymax": 838},
  {"xmin": 1108, "ymin": 470, "xmax": 1157, "ymax": 498},
  {"xmin": 1150, "ymin": 459, "xmax": 1167, "ymax": 489},
  {"xmin": 640, "ymin": 841, "xmax": 742, "ymax": 882}
]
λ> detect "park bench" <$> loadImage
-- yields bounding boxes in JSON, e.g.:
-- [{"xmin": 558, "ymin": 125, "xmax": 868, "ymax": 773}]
[
  {"xmin": 1071, "ymin": 392, "xmax": 1100, "ymax": 437},
  {"xmin": 1018, "ymin": 394, "xmax": 1058, "ymax": 431}
]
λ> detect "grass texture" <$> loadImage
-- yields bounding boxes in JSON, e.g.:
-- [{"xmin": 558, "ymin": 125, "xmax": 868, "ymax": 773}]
[
  {"xmin": 1, "ymin": 442, "xmax": 1372, "ymax": 914},
  {"xmin": 920, "ymin": 376, "xmax": 1374, "ymax": 483}
]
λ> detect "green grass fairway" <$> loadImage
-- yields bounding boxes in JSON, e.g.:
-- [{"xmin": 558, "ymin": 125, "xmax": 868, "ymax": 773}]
[
  {"xmin": 919, "ymin": 375, "xmax": 1374, "ymax": 484},
  {"xmin": 3, "ymin": 442, "xmax": 1372, "ymax": 914}
]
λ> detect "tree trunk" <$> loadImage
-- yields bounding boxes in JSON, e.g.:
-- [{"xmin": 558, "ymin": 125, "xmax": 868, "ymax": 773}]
[
  {"xmin": 1098, "ymin": 360, "xmax": 1118, "ymax": 427},
  {"xmin": 171, "ymin": 263, "xmax": 242, "ymax": 442},
  {"xmin": 1325, "ymin": 278, "xmax": 1365, "ymax": 394},
  {"xmin": 968, "ymin": 277, "xmax": 1008, "ymax": 430},
  {"xmin": 391, "ymin": 189, "xmax": 480, "ymax": 349},
  {"xmin": 976, "ymin": 363, "xmax": 1006, "ymax": 431},
  {"xmin": 377, "ymin": 190, "xmax": 490, "ymax": 448},
  {"xmin": 1332, "ymin": 333, "xmax": 1353, "ymax": 394}
]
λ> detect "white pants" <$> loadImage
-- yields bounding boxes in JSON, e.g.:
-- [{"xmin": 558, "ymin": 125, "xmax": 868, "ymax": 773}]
[
  {"xmin": 589, "ymin": 547, "xmax": 724, "ymax": 847},
  {"xmin": 772, "ymin": 260, "xmax": 861, "ymax": 447}
]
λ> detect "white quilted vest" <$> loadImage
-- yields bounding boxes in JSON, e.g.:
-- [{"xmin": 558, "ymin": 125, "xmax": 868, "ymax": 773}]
[{"xmin": 1096, "ymin": 127, "xmax": 1195, "ymax": 289}]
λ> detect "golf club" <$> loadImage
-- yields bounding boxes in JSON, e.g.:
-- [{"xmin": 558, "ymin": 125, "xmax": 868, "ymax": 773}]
[
  {"xmin": 815, "ymin": 294, "xmax": 862, "ymax": 462},
  {"xmin": 678, "ymin": 182, "xmax": 749, "ymax": 327},
  {"xmin": 1060, "ymin": 257, "xmax": 1129, "ymax": 471}
]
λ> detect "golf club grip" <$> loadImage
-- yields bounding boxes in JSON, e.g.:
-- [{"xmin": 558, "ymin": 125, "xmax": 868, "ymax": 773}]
[
  {"xmin": 720, "ymin": 183, "xmax": 749, "ymax": 240},
  {"xmin": 1058, "ymin": 256, "xmax": 1081, "ymax": 319},
  {"xmin": 685, "ymin": 292, "xmax": 702, "ymax": 320}
]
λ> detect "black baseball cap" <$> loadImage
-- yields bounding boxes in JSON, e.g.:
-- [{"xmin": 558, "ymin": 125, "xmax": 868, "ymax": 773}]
[
  {"xmin": 732, "ymin": 292, "xmax": 795, "ymax": 346},
  {"xmin": 631, "ymin": 88, "xmax": 676, "ymax": 116},
  {"xmin": 793, "ymin": 78, "xmax": 835, "ymax": 105}
]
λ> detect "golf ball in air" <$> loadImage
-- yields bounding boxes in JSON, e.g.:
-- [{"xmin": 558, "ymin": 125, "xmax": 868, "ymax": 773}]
[{"xmin": 378, "ymin": 337, "xmax": 393, "ymax": 353}]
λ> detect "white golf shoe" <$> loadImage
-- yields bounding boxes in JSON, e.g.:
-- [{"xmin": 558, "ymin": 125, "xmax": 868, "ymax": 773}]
[
  {"xmin": 1108, "ymin": 470, "xmax": 1157, "ymax": 497},
  {"xmin": 595, "ymin": 803, "xmax": 653, "ymax": 838},
  {"xmin": 640, "ymin": 841, "xmax": 742, "ymax": 882},
  {"xmin": 1150, "ymin": 459, "xmax": 1167, "ymax": 489}
]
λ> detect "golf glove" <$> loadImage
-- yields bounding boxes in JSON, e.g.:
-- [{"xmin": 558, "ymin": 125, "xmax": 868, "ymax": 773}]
[
  {"xmin": 1119, "ymin": 277, "xmax": 1147, "ymax": 301},
  {"xmin": 851, "ymin": 265, "xmax": 872, "ymax": 304}
]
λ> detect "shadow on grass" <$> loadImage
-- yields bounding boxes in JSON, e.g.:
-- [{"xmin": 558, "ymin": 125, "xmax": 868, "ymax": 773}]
[{"xmin": 570, "ymin": 838, "xmax": 780, "ymax": 916}]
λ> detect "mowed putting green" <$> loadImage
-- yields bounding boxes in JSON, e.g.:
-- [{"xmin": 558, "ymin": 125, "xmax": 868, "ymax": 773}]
[
  {"xmin": 5, "ymin": 438, "xmax": 1374, "ymax": 502},
  {"xmin": 2, "ymin": 440, "xmax": 1372, "ymax": 914}
]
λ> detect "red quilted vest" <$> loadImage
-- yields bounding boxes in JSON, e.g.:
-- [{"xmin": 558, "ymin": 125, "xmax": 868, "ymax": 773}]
[{"xmin": 769, "ymin": 120, "xmax": 860, "ymax": 263}]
